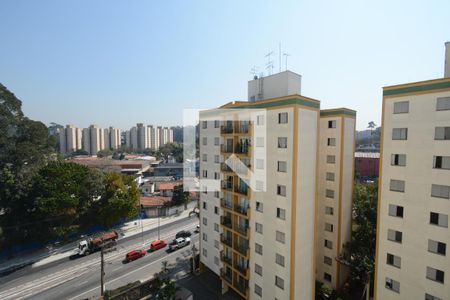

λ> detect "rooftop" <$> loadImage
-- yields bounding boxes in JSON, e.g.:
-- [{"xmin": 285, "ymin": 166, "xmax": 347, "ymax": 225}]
[{"xmin": 140, "ymin": 196, "xmax": 171, "ymax": 207}]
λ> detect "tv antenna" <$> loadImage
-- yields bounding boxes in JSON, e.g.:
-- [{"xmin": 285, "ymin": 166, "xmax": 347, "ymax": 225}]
[
  {"xmin": 250, "ymin": 66, "xmax": 259, "ymax": 78},
  {"xmin": 283, "ymin": 53, "xmax": 291, "ymax": 71}
]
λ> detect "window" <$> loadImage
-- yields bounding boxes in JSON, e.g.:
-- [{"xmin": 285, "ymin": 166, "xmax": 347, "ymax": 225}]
[
  {"xmin": 275, "ymin": 253, "xmax": 285, "ymax": 267},
  {"xmin": 203, "ymin": 202, "xmax": 207, "ymax": 210},
  {"xmin": 386, "ymin": 253, "xmax": 401, "ymax": 268},
  {"xmin": 391, "ymin": 154, "xmax": 406, "ymax": 166},
  {"xmin": 390, "ymin": 179, "xmax": 405, "ymax": 192},
  {"xmin": 257, "ymin": 115, "xmax": 265, "ymax": 126},
  {"xmin": 278, "ymin": 137, "xmax": 287, "ymax": 148},
  {"xmin": 255, "ymin": 222, "xmax": 263, "ymax": 234},
  {"xmin": 277, "ymin": 208, "xmax": 286, "ymax": 220},
  {"xmin": 393, "ymin": 101, "xmax": 409, "ymax": 114},
  {"xmin": 255, "ymin": 180, "xmax": 264, "ymax": 191},
  {"xmin": 277, "ymin": 185, "xmax": 286, "ymax": 196},
  {"xmin": 326, "ymin": 189, "xmax": 335, "ymax": 199},
  {"xmin": 388, "ymin": 204, "xmax": 404, "ymax": 218},
  {"xmin": 436, "ymin": 96, "xmax": 450, "ymax": 111},
  {"xmin": 202, "ymin": 170, "xmax": 208, "ymax": 178},
  {"xmin": 214, "ymin": 239, "xmax": 219, "ymax": 249},
  {"xmin": 426, "ymin": 294, "xmax": 443, "ymax": 300},
  {"xmin": 276, "ymin": 231, "xmax": 285, "ymax": 244},
  {"xmin": 255, "ymin": 243, "xmax": 263, "ymax": 255},
  {"xmin": 214, "ymin": 120, "xmax": 220, "ymax": 128},
  {"xmin": 428, "ymin": 239, "xmax": 446, "ymax": 255},
  {"xmin": 202, "ymin": 233, "xmax": 207, "ymax": 241},
  {"xmin": 256, "ymin": 137, "xmax": 264, "ymax": 147},
  {"xmin": 327, "ymin": 138, "xmax": 336, "ymax": 146},
  {"xmin": 385, "ymin": 277, "xmax": 400, "ymax": 293},
  {"xmin": 214, "ymin": 155, "xmax": 219, "ymax": 163},
  {"xmin": 255, "ymin": 264, "xmax": 262, "ymax": 276},
  {"xmin": 214, "ymin": 223, "xmax": 219, "ymax": 232},
  {"xmin": 275, "ymin": 276, "xmax": 284, "ymax": 290},
  {"xmin": 214, "ymin": 206, "xmax": 219, "ymax": 214},
  {"xmin": 326, "ymin": 172, "xmax": 335, "ymax": 181},
  {"xmin": 202, "ymin": 154, "xmax": 207, "ymax": 162},
  {"xmin": 256, "ymin": 201, "xmax": 263, "ymax": 212},
  {"xmin": 214, "ymin": 137, "xmax": 219, "ymax": 146},
  {"xmin": 387, "ymin": 229, "xmax": 402, "ymax": 243},
  {"xmin": 278, "ymin": 112, "xmax": 288, "ymax": 124},
  {"xmin": 434, "ymin": 156, "xmax": 450, "ymax": 169},
  {"xmin": 324, "ymin": 273, "xmax": 332, "ymax": 282},
  {"xmin": 426, "ymin": 267, "xmax": 445, "ymax": 283},
  {"xmin": 392, "ymin": 128, "xmax": 408, "ymax": 140},
  {"xmin": 325, "ymin": 206, "xmax": 334, "ymax": 215},
  {"xmin": 256, "ymin": 159, "xmax": 264, "ymax": 170},
  {"xmin": 202, "ymin": 137, "xmax": 207, "ymax": 145},
  {"xmin": 203, "ymin": 217, "xmax": 207, "ymax": 225},
  {"xmin": 327, "ymin": 155, "xmax": 335, "ymax": 164},
  {"xmin": 277, "ymin": 161, "xmax": 287, "ymax": 172},
  {"xmin": 214, "ymin": 172, "xmax": 220, "ymax": 180},
  {"xmin": 328, "ymin": 120, "xmax": 336, "ymax": 128},
  {"xmin": 254, "ymin": 284, "xmax": 262, "ymax": 297},
  {"xmin": 202, "ymin": 248, "xmax": 207, "ymax": 257},
  {"xmin": 214, "ymin": 256, "xmax": 219, "ymax": 265},
  {"xmin": 202, "ymin": 121, "xmax": 207, "ymax": 129},
  {"xmin": 325, "ymin": 223, "xmax": 334, "ymax": 232},
  {"xmin": 324, "ymin": 239, "xmax": 333, "ymax": 249},
  {"xmin": 430, "ymin": 212, "xmax": 448, "ymax": 227},
  {"xmin": 324, "ymin": 256, "xmax": 332, "ymax": 266},
  {"xmin": 214, "ymin": 191, "xmax": 219, "ymax": 198},
  {"xmin": 431, "ymin": 184, "xmax": 450, "ymax": 199},
  {"xmin": 435, "ymin": 127, "xmax": 450, "ymax": 140}
]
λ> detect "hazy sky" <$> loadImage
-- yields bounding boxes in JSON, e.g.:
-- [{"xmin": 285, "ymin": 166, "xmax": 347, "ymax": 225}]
[{"xmin": 1, "ymin": 0, "xmax": 449, "ymax": 130}]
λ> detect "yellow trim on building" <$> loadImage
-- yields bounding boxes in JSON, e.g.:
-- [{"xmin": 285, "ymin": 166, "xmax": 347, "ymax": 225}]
[
  {"xmin": 312, "ymin": 110, "xmax": 320, "ymax": 300},
  {"xmin": 336, "ymin": 116, "xmax": 345, "ymax": 286}
]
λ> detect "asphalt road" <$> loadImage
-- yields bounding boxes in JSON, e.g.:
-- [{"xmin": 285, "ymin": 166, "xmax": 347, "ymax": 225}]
[{"xmin": 0, "ymin": 216, "xmax": 199, "ymax": 300}]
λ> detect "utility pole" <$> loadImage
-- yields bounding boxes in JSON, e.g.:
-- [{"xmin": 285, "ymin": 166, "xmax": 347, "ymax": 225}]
[{"xmin": 100, "ymin": 247, "xmax": 105, "ymax": 296}]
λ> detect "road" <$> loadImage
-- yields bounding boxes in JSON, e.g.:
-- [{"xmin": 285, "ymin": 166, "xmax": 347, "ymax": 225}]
[{"xmin": 0, "ymin": 216, "xmax": 199, "ymax": 300}]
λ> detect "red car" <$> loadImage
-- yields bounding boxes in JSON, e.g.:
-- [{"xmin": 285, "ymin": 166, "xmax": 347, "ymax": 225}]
[
  {"xmin": 125, "ymin": 250, "xmax": 146, "ymax": 262},
  {"xmin": 149, "ymin": 240, "xmax": 167, "ymax": 251}
]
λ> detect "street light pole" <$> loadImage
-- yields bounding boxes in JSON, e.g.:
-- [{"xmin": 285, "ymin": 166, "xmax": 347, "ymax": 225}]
[
  {"xmin": 100, "ymin": 247, "xmax": 105, "ymax": 296},
  {"xmin": 157, "ymin": 206, "xmax": 161, "ymax": 240}
]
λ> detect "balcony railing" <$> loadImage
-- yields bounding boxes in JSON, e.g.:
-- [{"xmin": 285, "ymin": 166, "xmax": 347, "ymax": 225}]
[
  {"xmin": 234, "ymin": 186, "xmax": 248, "ymax": 196},
  {"xmin": 235, "ymin": 224, "xmax": 249, "ymax": 236},
  {"xmin": 220, "ymin": 234, "xmax": 233, "ymax": 247},
  {"xmin": 221, "ymin": 180, "xmax": 233, "ymax": 191},
  {"xmin": 221, "ymin": 268, "xmax": 232, "ymax": 284},
  {"xmin": 221, "ymin": 144, "xmax": 234, "ymax": 153},
  {"xmin": 220, "ymin": 251, "xmax": 233, "ymax": 266},
  {"xmin": 234, "ymin": 279, "xmax": 249, "ymax": 295},
  {"xmin": 235, "ymin": 243, "xmax": 249, "ymax": 256},
  {"xmin": 221, "ymin": 126, "xmax": 234, "ymax": 134},
  {"xmin": 220, "ymin": 216, "xmax": 232, "ymax": 229},
  {"xmin": 235, "ymin": 204, "xmax": 249, "ymax": 216},
  {"xmin": 235, "ymin": 124, "xmax": 250, "ymax": 134},
  {"xmin": 220, "ymin": 199, "xmax": 233, "ymax": 210},
  {"xmin": 220, "ymin": 162, "xmax": 233, "ymax": 172},
  {"xmin": 234, "ymin": 262, "xmax": 249, "ymax": 277},
  {"xmin": 234, "ymin": 144, "xmax": 249, "ymax": 154}
]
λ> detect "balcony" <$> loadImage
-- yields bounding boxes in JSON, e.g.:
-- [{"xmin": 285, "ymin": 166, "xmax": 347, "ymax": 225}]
[
  {"xmin": 234, "ymin": 204, "xmax": 249, "ymax": 216},
  {"xmin": 234, "ymin": 262, "xmax": 249, "ymax": 277},
  {"xmin": 220, "ymin": 234, "xmax": 232, "ymax": 247},
  {"xmin": 220, "ymin": 251, "xmax": 233, "ymax": 266},
  {"xmin": 235, "ymin": 224, "xmax": 249, "ymax": 236},
  {"xmin": 221, "ymin": 180, "xmax": 233, "ymax": 192},
  {"xmin": 220, "ymin": 162, "xmax": 233, "ymax": 173},
  {"xmin": 221, "ymin": 125, "xmax": 234, "ymax": 134},
  {"xmin": 220, "ymin": 199, "xmax": 233, "ymax": 210},
  {"xmin": 220, "ymin": 268, "xmax": 232, "ymax": 284},
  {"xmin": 235, "ymin": 123, "xmax": 250, "ymax": 134},
  {"xmin": 220, "ymin": 216, "xmax": 232, "ymax": 229},
  {"xmin": 221, "ymin": 144, "xmax": 234, "ymax": 154},
  {"xmin": 234, "ymin": 144, "xmax": 249, "ymax": 155},
  {"xmin": 234, "ymin": 279, "xmax": 249, "ymax": 295},
  {"xmin": 235, "ymin": 243, "xmax": 249, "ymax": 256},
  {"xmin": 234, "ymin": 186, "xmax": 248, "ymax": 196}
]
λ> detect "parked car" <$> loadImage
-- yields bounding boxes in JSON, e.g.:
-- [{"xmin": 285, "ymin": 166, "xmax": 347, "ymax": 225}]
[
  {"xmin": 125, "ymin": 250, "xmax": 146, "ymax": 262},
  {"xmin": 168, "ymin": 237, "xmax": 191, "ymax": 251},
  {"xmin": 194, "ymin": 225, "xmax": 200, "ymax": 233},
  {"xmin": 149, "ymin": 240, "xmax": 167, "ymax": 252},
  {"xmin": 175, "ymin": 230, "xmax": 192, "ymax": 239}
]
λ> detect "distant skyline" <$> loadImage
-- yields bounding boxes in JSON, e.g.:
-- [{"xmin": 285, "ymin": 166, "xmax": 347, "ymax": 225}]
[{"xmin": 1, "ymin": 0, "xmax": 449, "ymax": 130}]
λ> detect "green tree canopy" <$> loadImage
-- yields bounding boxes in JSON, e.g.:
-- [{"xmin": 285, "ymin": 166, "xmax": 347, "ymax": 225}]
[{"xmin": 172, "ymin": 184, "xmax": 190, "ymax": 209}]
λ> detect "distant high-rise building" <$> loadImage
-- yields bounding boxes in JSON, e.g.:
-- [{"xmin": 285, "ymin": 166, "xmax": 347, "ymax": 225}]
[
  {"xmin": 137, "ymin": 123, "xmax": 148, "ymax": 151},
  {"xmin": 109, "ymin": 127, "xmax": 121, "ymax": 150},
  {"xmin": 58, "ymin": 125, "xmax": 82, "ymax": 154}
]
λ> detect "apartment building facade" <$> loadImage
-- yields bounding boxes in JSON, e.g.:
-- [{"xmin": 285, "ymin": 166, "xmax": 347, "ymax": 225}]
[
  {"xmin": 199, "ymin": 71, "xmax": 356, "ymax": 300},
  {"xmin": 374, "ymin": 77, "xmax": 450, "ymax": 300},
  {"xmin": 58, "ymin": 124, "xmax": 82, "ymax": 154},
  {"xmin": 125, "ymin": 124, "xmax": 173, "ymax": 151}
]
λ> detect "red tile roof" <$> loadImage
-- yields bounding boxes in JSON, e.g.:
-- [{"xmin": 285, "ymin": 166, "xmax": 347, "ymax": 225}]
[
  {"xmin": 159, "ymin": 181, "xmax": 182, "ymax": 190},
  {"xmin": 140, "ymin": 196, "xmax": 171, "ymax": 207}
]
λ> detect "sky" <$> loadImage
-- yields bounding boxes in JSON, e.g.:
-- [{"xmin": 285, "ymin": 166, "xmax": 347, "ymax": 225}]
[{"xmin": 0, "ymin": 0, "xmax": 449, "ymax": 130}]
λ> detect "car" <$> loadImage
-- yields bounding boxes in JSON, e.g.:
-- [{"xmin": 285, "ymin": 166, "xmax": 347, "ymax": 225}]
[
  {"xmin": 194, "ymin": 225, "xmax": 200, "ymax": 233},
  {"xmin": 175, "ymin": 230, "xmax": 192, "ymax": 239},
  {"xmin": 125, "ymin": 249, "xmax": 146, "ymax": 262},
  {"xmin": 168, "ymin": 237, "xmax": 191, "ymax": 251},
  {"xmin": 149, "ymin": 240, "xmax": 167, "ymax": 251}
]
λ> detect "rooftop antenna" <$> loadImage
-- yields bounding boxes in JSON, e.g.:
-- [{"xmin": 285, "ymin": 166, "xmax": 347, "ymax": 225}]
[
  {"xmin": 283, "ymin": 53, "xmax": 291, "ymax": 71},
  {"xmin": 279, "ymin": 43, "xmax": 282, "ymax": 73},
  {"xmin": 265, "ymin": 51, "xmax": 274, "ymax": 75},
  {"xmin": 250, "ymin": 66, "xmax": 259, "ymax": 79}
]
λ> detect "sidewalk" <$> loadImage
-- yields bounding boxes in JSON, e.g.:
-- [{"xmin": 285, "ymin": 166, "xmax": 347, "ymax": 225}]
[{"xmin": 0, "ymin": 203, "xmax": 197, "ymax": 275}]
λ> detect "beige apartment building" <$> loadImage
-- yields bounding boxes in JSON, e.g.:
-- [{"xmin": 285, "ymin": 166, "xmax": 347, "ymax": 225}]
[
  {"xmin": 58, "ymin": 124, "xmax": 82, "ymax": 154},
  {"xmin": 125, "ymin": 124, "xmax": 173, "ymax": 151},
  {"xmin": 374, "ymin": 46, "xmax": 450, "ymax": 300},
  {"xmin": 199, "ymin": 71, "xmax": 355, "ymax": 299}
]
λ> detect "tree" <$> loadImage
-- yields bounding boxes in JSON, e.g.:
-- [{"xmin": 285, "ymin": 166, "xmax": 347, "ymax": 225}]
[
  {"xmin": 97, "ymin": 149, "xmax": 114, "ymax": 158},
  {"xmin": 339, "ymin": 181, "xmax": 378, "ymax": 298},
  {"xmin": 158, "ymin": 279, "xmax": 180, "ymax": 300},
  {"xmin": 172, "ymin": 185, "xmax": 190, "ymax": 209},
  {"xmin": 95, "ymin": 172, "xmax": 139, "ymax": 228}
]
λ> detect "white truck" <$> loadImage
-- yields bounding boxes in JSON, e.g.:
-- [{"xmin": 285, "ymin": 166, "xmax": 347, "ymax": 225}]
[
  {"xmin": 168, "ymin": 237, "xmax": 191, "ymax": 251},
  {"xmin": 78, "ymin": 230, "xmax": 118, "ymax": 256}
]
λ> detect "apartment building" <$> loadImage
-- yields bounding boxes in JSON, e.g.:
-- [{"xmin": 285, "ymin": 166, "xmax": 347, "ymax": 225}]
[
  {"xmin": 58, "ymin": 124, "xmax": 82, "ymax": 154},
  {"xmin": 199, "ymin": 70, "xmax": 356, "ymax": 299},
  {"xmin": 125, "ymin": 124, "xmax": 173, "ymax": 151},
  {"xmin": 109, "ymin": 127, "xmax": 121, "ymax": 150},
  {"xmin": 374, "ymin": 45, "xmax": 450, "ymax": 300}
]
